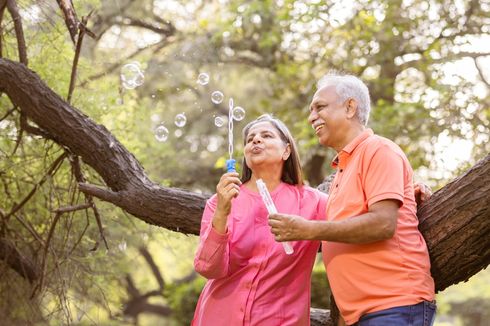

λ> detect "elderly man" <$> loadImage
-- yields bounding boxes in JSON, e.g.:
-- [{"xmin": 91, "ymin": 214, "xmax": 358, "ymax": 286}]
[{"xmin": 269, "ymin": 74, "xmax": 436, "ymax": 326}]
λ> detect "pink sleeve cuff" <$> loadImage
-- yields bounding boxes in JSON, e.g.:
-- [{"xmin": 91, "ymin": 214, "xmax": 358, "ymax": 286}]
[{"xmin": 207, "ymin": 225, "xmax": 230, "ymax": 243}]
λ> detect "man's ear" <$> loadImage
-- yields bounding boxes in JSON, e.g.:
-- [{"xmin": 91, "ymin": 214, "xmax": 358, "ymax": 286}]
[
  {"xmin": 346, "ymin": 98, "xmax": 358, "ymax": 119},
  {"xmin": 283, "ymin": 144, "xmax": 291, "ymax": 161}
]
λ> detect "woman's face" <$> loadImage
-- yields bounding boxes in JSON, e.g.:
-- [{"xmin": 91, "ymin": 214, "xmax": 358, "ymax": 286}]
[{"xmin": 244, "ymin": 121, "xmax": 290, "ymax": 171}]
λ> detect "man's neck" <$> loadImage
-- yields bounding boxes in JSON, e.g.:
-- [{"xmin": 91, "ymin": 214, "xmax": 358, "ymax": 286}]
[{"xmin": 334, "ymin": 124, "xmax": 366, "ymax": 153}]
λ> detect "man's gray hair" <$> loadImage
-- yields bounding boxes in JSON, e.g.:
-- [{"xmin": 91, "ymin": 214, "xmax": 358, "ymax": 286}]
[{"xmin": 317, "ymin": 73, "xmax": 371, "ymax": 126}]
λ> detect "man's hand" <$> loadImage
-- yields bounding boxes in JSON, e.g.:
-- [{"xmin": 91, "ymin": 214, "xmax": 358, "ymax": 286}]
[
  {"xmin": 414, "ymin": 182, "xmax": 433, "ymax": 206},
  {"xmin": 268, "ymin": 214, "xmax": 313, "ymax": 241}
]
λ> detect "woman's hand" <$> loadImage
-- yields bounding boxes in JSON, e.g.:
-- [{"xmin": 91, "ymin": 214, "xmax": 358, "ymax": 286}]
[{"xmin": 212, "ymin": 172, "xmax": 241, "ymax": 233}]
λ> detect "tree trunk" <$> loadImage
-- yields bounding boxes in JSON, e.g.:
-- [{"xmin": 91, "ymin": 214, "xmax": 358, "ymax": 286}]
[
  {"xmin": 1, "ymin": 59, "xmax": 489, "ymax": 325},
  {"xmin": 417, "ymin": 154, "xmax": 490, "ymax": 292}
]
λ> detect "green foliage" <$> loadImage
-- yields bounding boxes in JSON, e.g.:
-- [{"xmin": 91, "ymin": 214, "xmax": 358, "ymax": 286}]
[
  {"xmin": 435, "ymin": 268, "xmax": 490, "ymax": 325},
  {"xmin": 310, "ymin": 261, "xmax": 331, "ymax": 309},
  {"xmin": 166, "ymin": 277, "xmax": 206, "ymax": 325}
]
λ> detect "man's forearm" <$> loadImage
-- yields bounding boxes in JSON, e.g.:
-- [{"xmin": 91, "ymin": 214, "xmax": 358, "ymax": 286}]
[{"xmin": 308, "ymin": 212, "xmax": 395, "ymax": 243}]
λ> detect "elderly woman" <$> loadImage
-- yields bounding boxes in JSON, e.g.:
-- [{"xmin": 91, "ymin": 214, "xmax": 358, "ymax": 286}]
[{"xmin": 192, "ymin": 114, "xmax": 327, "ymax": 325}]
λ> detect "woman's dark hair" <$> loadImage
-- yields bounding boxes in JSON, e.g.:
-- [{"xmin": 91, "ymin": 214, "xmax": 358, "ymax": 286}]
[{"xmin": 241, "ymin": 114, "xmax": 303, "ymax": 186}]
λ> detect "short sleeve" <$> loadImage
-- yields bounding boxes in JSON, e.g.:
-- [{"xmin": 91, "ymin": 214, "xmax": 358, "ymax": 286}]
[{"xmin": 364, "ymin": 144, "xmax": 405, "ymax": 207}]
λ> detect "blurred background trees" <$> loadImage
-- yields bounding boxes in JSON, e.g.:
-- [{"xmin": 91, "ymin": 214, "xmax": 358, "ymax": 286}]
[{"xmin": 0, "ymin": 0, "xmax": 488, "ymax": 325}]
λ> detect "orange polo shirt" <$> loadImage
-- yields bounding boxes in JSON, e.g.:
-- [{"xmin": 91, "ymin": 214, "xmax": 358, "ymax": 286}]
[{"xmin": 322, "ymin": 129, "xmax": 435, "ymax": 325}]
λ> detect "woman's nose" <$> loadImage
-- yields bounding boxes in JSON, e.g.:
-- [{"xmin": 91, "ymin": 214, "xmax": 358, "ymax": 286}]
[{"xmin": 252, "ymin": 136, "xmax": 262, "ymax": 144}]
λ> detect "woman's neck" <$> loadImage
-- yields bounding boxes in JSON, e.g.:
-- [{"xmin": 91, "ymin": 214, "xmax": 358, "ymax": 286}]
[{"xmin": 247, "ymin": 171, "xmax": 282, "ymax": 193}]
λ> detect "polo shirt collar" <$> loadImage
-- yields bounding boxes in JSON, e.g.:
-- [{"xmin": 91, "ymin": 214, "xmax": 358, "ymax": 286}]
[{"xmin": 331, "ymin": 128, "xmax": 374, "ymax": 168}]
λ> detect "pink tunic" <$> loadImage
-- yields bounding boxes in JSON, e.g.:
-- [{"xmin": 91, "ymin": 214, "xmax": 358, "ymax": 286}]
[{"xmin": 193, "ymin": 183, "xmax": 327, "ymax": 326}]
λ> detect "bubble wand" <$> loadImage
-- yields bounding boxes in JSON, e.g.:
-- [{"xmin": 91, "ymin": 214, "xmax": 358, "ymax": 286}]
[
  {"xmin": 256, "ymin": 179, "xmax": 294, "ymax": 255},
  {"xmin": 226, "ymin": 98, "xmax": 236, "ymax": 172}
]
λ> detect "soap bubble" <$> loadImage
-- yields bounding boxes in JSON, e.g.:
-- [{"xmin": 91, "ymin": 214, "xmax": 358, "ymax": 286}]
[
  {"xmin": 232, "ymin": 106, "xmax": 246, "ymax": 121},
  {"xmin": 121, "ymin": 63, "xmax": 144, "ymax": 89},
  {"xmin": 150, "ymin": 113, "xmax": 161, "ymax": 123},
  {"xmin": 174, "ymin": 113, "xmax": 187, "ymax": 127},
  {"xmin": 197, "ymin": 73, "xmax": 210, "ymax": 85},
  {"xmin": 122, "ymin": 80, "xmax": 137, "ymax": 89},
  {"xmin": 251, "ymin": 14, "xmax": 262, "ymax": 25},
  {"xmin": 129, "ymin": 61, "xmax": 141, "ymax": 68},
  {"xmin": 121, "ymin": 63, "xmax": 142, "ymax": 80},
  {"xmin": 154, "ymin": 125, "xmax": 169, "ymax": 142},
  {"xmin": 214, "ymin": 116, "xmax": 225, "ymax": 127},
  {"xmin": 211, "ymin": 91, "xmax": 224, "ymax": 104},
  {"xmin": 118, "ymin": 241, "xmax": 127, "ymax": 252},
  {"xmin": 223, "ymin": 47, "xmax": 235, "ymax": 56}
]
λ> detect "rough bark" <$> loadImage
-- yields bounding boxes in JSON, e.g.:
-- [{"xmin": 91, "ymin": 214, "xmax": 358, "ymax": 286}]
[
  {"xmin": 1, "ymin": 58, "xmax": 489, "ymax": 325},
  {"xmin": 310, "ymin": 308, "xmax": 332, "ymax": 326},
  {"xmin": 418, "ymin": 154, "xmax": 490, "ymax": 292},
  {"xmin": 304, "ymin": 153, "xmax": 327, "ymax": 186}
]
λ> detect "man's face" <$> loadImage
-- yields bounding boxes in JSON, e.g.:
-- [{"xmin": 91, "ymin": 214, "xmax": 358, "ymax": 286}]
[{"xmin": 308, "ymin": 86, "xmax": 348, "ymax": 149}]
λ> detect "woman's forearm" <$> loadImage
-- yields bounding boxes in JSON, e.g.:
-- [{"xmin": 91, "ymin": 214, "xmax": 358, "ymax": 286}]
[{"xmin": 212, "ymin": 211, "xmax": 228, "ymax": 234}]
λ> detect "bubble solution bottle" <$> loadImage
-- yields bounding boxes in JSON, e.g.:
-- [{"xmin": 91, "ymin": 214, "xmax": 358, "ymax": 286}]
[{"xmin": 256, "ymin": 179, "xmax": 294, "ymax": 255}]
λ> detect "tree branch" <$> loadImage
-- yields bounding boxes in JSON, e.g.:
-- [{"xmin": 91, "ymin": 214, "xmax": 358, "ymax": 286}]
[
  {"xmin": 123, "ymin": 274, "xmax": 172, "ymax": 319},
  {"xmin": 474, "ymin": 57, "xmax": 490, "ymax": 87},
  {"xmin": 139, "ymin": 247, "xmax": 165, "ymax": 291},
  {"xmin": 0, "ymin": 106, "xmax": 16, "ymax": 121},
  {"xmin": 56, "ymin": 0, "xmax": 79, "ymax": 44},
  {"xmin": 4, "ymin": 152, "xmax": 68, "ymax": 221},
  {"xmin": 71, "ymin": 156, "xmax": 108, "ymax": 250},
  {"xmin": 67, "ymin": 13, "xmax": 89, "ymax": 104},
  {"xmin": 111, "ymin": 16, "xmax": 176, "ymax": 36},
  {"xmin": 10, "ymin": 109, "xmax": 23, "ymax": 155},
  {"xmin": 53, "ymin": 203, "xmax": 92, "ymax": 213},
  {"xmin": 19, "ymin": 111, "xmax": 57, "ymax": 141},
  {"xmin": 0, "ymin": 237, "xmax": 39, "ymax": 282},
  {"xmin": 0, "ymin": 0, "xmax": 7, "ymax": 58},
  {"xmin": 6, "ymin": 0, "xmax": 27, "ymax": 65},
  {"xmin": 398, "ymin": 51, "xmax": 490, "ymax": 73}
]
